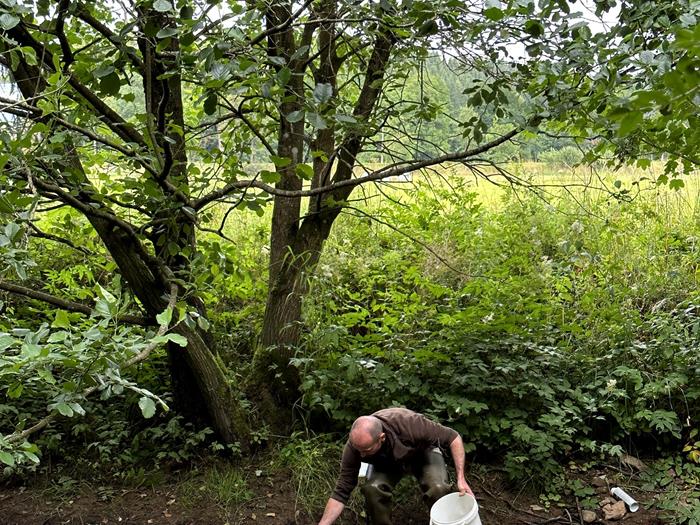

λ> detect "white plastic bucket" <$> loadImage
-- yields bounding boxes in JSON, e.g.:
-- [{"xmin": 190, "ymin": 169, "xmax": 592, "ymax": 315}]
[{"xmin": 429, "ymin": 492, "xmax": 482, "ymax": 525}]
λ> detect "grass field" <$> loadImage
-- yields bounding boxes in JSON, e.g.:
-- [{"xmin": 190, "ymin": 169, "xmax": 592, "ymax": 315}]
[{"xmin": 212, "ymin": 161, "xmax": 700, "ymax": 243}]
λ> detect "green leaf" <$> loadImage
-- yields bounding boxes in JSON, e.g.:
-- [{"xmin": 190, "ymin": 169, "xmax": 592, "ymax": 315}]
[
  {"xmin": 7, "ymin": 383, "xmax": 23, "ymax": 399},
  {"xmin": 156, "ymin": 27, "xmax": 179, "ymax": 39},
  {"xmin": 153, "ymin": 0, "xmax": 173, "ymax": 12},
  {"xmin": 70, "ymin": 402, "xmax": 86, "ymax": 416},
  {"xmin": 55, "ymin": 402, "xmax": 74, "ymax": 417},
  {"xmin": 22, "ymin": 451, "xmax": 40, "ymax": 464},
  {"xmin": 93, "ymin": 65, "xmax": 115, "ymax": 78},
  {"xmin": 180, "ymin": 31, "xmax": 195, "ymax": 47},
  {"xmin": 38, "ymin": 368, "xmax": 56, "ymax": 384},
  {"xmin": 52, "ymin": 310, "xmax": 70, "ymax": 329},
  {"xmin": 617, "ymin": 112, "xmax": 642, "ymax": 137},
  {"xmin": 417, "ymin": 19, "xmax": 439, "ymax": 36},
  {"xmin": 260, "ymin": 170, "xmax": 281, "ymax": 183},
  {"xmin": 271, "ymin": 155, "xmax": 292, "ymax": 168},
  {"xmin": 0, "ymin": 14, "xmax": 20, "ymax": 30},
  {"xmin": 0, "ymin": 334, "xmax": 15, "ymax": 351},
  {"xmin": 295, "ymin": 163, "xmax": 314, "ymax": 180},
  {"xmin": 524, "ymin": 19, "xmax": 544, "ymax": 37},
  {"xmin": 94, "ymin": 299, "xmax": 112, "ymax": 319},
  {"xmin": 483, "ymin": 7, "xmax": 504, "ymax": 21},
  {"xmin": 99, "ymin": 72, "xmax": 121, "ymax": 96},
  {"xmin": 156, "ymin": 307, "xmax": 173, "ymax": 326},
  {"xmin": 308, "ymin": 112, "xmax": 327, "ymax": 130},
  {"xmin": 286, "ymin": 110, "xmax": 304, "ymax": 123},
  {"xmin": 313, "ymin": 83, "xmax": 333, "ymax": 104},
  {"xmin": 277, "ymin": 67, "xmax": 291, "ymax": 86},
  {"xmin": 203, "ymin": 93, "xmax": 218, "ymax": 115},
  {"xmin": 97, "ymin": 285, "xmax": 117, "ymax": 306},
  {"xmin": 165, "ymin": 333, "xmax": 188, "ymax": 346},
  {"xmin": 20, "ymin": 46, "xmax": 37, "ymax": 66},
  {"xmin": 180, "ymin": 4, "xmax": 194, "ymax": 18},
  {"xmin": 669, "ymin": 178, "xmax": 685, "ymax": 190},
  {"xmin": 0, "ymin": 451, "xmax": 15, "ymax": 467},
  {"xmin": 269, "ymin": 56, "xmax": 286, "ymax": 66},
  {"xmin": 557, "ymin": 0, "xmax": 570, "ymax": 14},
  {"xmin": 197, "ymin": 316, "xmax": 210, "ymax": 331},
  {"xmin": 335, "ymin": 114, "xmax": 356, "ymax": 124},
  {"xmin": 139, "ymin": 396, "xmax": 156, "ymax": 418}
]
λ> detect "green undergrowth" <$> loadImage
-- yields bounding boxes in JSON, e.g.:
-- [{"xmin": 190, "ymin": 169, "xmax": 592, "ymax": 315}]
[
  {"xmin": 178, "ymin": 462, "xmax": 254, "ymax": 512},
  {"xmin": 3, "ymin": 168, "xmax": 700, "ymax": 522},
  {"xmin": 299, "ymin": 178, "xmax": 700, "ymax": 490}
]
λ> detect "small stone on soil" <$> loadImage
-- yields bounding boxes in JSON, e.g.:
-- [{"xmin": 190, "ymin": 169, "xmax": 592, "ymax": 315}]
[
  {"xmin": 582, "ymin": 510, "xmax": 597, "ymax": 523},
  {"xmin": 621, "ymin": 454, "xmax": 647, "ymax": 472},
  {"xmin": 603, "ymin": 501, "xmax": 626, "ymax": 521}
]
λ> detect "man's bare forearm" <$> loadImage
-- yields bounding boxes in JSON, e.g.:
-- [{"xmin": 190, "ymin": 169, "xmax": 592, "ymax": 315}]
[
  {"xmin": 450, "ymin": 434, "xmax": 474, "ymax": 496},
  {"xmin": 318, "ymin": 497, "xmax": 345, "ymax": 525},
  {"xmin": 450, "ymin": 435, "xmax": 466, "ymax": 483}
]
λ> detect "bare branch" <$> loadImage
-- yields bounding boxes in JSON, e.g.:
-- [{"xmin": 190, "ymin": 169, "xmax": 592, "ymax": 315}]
[
  {"xmin": 4, "ymin": 21, "xmax": 147, "ymax": 147},
  {"xmin": 74, "ymin": 5, "xmax": 145, "ymax": 72},
  {"xmin": 193, "ymin": 128, "xmax": 522, "ymax": 209},
  {"xmin": 28, "ymin": 174, "xmax": 139, "ymax": 237},
  {"xmin": 27, "ymin": 222, "xmax": 94, "ymax": 255},
  {"xmin": 0, "ymin": 279, "xmax": 149, "ymax": 325},
  {"xmin": 55, "ymin": 0, "xmax": 75, "ymax": 70}
]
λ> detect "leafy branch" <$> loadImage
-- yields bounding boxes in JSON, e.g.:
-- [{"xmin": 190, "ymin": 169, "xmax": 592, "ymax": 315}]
[{"xmin": 3, "ymin": 283, "xmax": 178, "ymax": 446}]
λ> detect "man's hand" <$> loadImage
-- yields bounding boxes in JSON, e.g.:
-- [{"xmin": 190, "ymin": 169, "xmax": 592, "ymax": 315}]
[{"xmin": 456, "ymin": 478, "xmax": 474, "ymax": 497}]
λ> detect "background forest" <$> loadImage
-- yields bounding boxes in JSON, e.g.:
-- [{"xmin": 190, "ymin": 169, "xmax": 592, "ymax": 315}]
[{"xmin": 1, "ymin": 0, "xmax": 699, "ymax": 523}]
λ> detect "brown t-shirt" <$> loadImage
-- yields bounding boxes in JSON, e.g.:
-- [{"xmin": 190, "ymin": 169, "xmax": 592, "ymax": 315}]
[{"xmin": 331, "ymin": 407, "xmax": 459, "ymax": 504}]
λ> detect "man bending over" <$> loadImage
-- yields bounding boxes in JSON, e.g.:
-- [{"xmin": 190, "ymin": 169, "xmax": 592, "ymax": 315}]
[{"xmin": 317, "ymin": 407, "xmax": 474, "ymax": 525}]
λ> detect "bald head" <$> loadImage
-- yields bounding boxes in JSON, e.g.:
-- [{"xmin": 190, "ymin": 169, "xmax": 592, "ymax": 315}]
[{"xmin": 349, "ymin": 415, "xmax": 384, "ymax": 451}]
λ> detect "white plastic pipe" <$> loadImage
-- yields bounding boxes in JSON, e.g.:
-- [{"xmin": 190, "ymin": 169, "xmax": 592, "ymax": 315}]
[{"xmin": 610, "ymin": 487, "xmax": 639, "ymax": 512}]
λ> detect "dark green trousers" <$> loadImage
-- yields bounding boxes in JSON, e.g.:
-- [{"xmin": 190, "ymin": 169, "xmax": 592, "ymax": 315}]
[{"xmin": 360, "ymin": 448, "xmax": 452, "ymax": 525}]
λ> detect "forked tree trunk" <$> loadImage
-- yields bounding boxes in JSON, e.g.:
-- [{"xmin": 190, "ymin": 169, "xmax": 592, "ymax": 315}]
[
  {"xmin": 253, "ymin": 8, "xmax": 395, "ymax": 427},
  {"xmin": 254, "ymin": 216, "xmax": 332, "ymax": 427}
]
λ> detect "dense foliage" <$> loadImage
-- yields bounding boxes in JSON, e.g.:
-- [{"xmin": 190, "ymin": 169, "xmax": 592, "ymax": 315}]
[
  {"xmin": 0, "ymin": 2, "xmax": 699, "ymax": 519},
  {"xmin": 299, "ymin": 177, "xmax": 700, "ymax": 483}
]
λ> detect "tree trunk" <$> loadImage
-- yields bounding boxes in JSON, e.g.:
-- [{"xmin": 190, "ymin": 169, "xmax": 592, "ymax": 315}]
[
  {"xmin": 250, "ymin": 0, "xmax": 308, "ymax": 429},
  {"xmin": 6, "ymin": 65, "xmax": 251, "ymax": 449},
  {"xmin": 92, "ymin": 221, "xmax": 252, "ymax": 450},
  {"xmin": 173, "ymin": 324, "xmax": 250, "ymax": 445},
  {"xmin": 253, "ymin": 215, "xmax": 332, "ymax": 427},
  {"xmin": 252, "ymin": 12, "xmax": 395, "ymax": 427}
]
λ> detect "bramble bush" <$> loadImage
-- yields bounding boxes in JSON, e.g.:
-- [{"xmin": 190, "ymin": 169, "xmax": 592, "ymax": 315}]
[{"xmin": 298, "ymin": 180, "xmax": 700, "ymax": 485}]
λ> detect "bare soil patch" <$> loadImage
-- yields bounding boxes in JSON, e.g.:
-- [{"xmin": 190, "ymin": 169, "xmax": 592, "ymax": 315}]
[{"xmin": 0, "ymin": 464, "xmax": 662, "ymax": 525}]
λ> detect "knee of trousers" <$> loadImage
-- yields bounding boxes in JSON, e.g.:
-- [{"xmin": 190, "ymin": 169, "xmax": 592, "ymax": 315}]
[
  {"xmin": 424, "ymin": 481, "xmax": 452, "ymax": 501},
  {"xmin": 362, "ymin": 479, "xmax": 392, "ymax": 499}
]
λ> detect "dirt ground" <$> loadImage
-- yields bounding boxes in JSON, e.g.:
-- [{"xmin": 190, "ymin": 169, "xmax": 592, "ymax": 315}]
[{"xmin": 0, "ymin": 465, "xmax": 663, "ymax": 525}]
